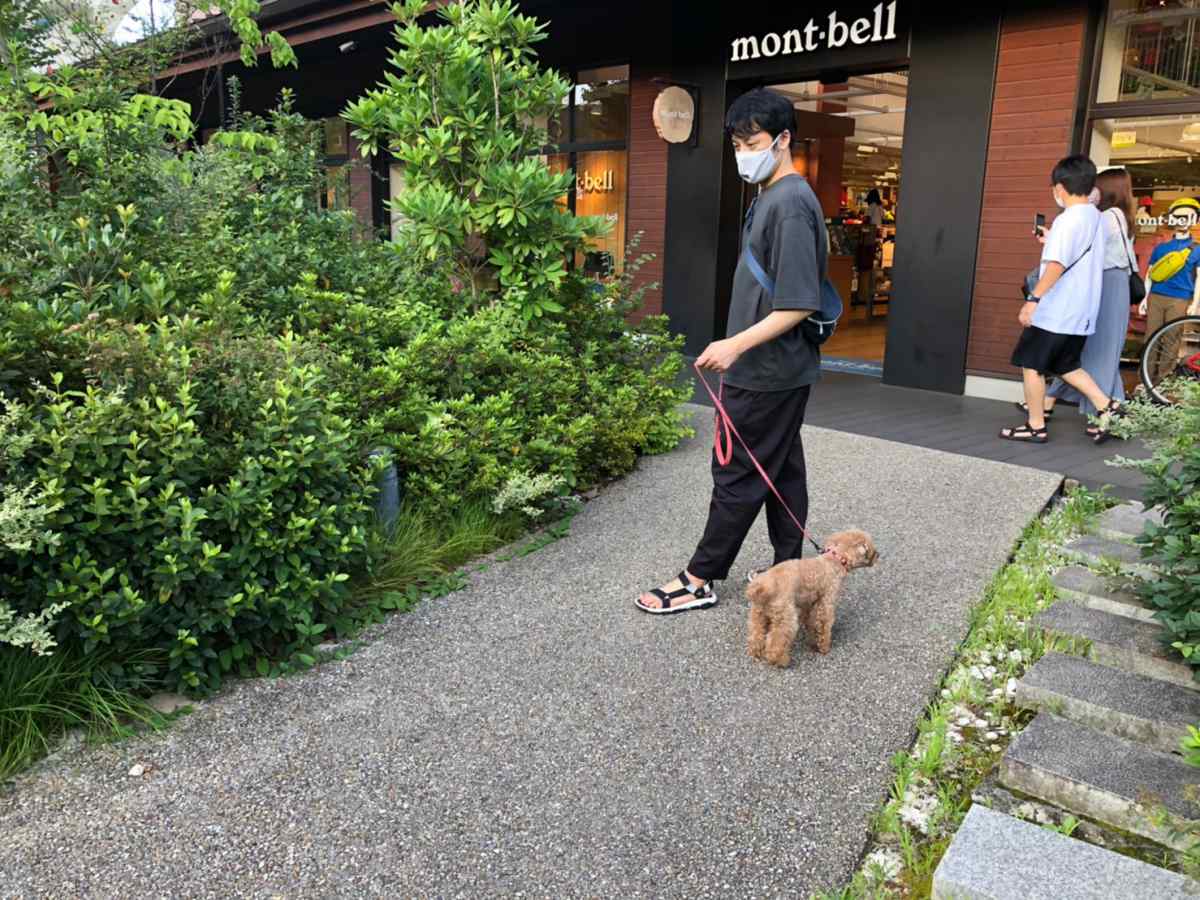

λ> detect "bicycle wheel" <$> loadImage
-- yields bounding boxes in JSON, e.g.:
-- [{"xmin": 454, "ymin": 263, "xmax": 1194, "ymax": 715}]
[{"xmin": 1139, "ymin": 314, "xmax": 1200, "ymax": 405}]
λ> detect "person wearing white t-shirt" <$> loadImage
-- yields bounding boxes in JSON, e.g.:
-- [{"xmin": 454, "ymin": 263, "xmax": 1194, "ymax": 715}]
[{"xmin": 1000, "ymin": 155, "xmax": 1126, "ymax": 445}]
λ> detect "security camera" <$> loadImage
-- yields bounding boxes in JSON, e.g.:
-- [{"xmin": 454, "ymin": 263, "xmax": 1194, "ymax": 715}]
[{"xmin": 339, "ymin": 40, "xmax": 356, "ymax": 53}]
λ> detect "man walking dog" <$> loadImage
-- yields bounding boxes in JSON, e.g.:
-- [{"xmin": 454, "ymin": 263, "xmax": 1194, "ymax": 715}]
[{"xmin": 637, "ymin": 88, "xmax": 826, "ymax": 614}]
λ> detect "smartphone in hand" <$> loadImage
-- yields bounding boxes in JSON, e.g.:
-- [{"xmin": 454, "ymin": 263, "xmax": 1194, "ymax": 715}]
[{"xmin": 1034, "ymin": 212, "xmax": 1046, "ymax": 236}]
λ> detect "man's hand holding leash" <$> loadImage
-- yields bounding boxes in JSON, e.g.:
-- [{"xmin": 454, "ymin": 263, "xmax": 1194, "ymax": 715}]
[{"xmin": 695, "ymin": 309, "xmax": 812, "ymax": 372}]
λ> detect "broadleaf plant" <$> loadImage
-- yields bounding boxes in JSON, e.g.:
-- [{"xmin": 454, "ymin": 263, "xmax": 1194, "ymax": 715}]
[{"xmin": 344, "ymin": 0, "xmax": 607, "ymax": 319}]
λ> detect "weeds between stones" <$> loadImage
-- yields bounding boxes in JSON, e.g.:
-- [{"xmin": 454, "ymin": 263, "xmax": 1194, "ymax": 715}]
[{"xmin": 813, "ymin": 486, "xmax": 1114, "ymax": 899}]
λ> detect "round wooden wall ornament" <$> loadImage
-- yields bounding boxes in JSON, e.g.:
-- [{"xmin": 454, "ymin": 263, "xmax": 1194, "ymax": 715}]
[{"xmin": 652, "ymin": 86, "xmax": 695, "ymax": 144}]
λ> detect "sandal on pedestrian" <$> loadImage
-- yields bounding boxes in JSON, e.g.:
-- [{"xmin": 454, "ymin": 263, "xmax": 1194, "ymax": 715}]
[
  {"xmin": 635, "ymin": 571, "xmax": 718, "ymax": 614},
  {"xmin": 1014, "ymin": 401, "xmax": 1054, "ymax": 418},
  {"xmin": 999, "ymin": 422, "xmax": 1048, "ymax": 443},
  {"xmin": 1092, "ymin": 400, "xmax": 1127, "ymax": 445}
]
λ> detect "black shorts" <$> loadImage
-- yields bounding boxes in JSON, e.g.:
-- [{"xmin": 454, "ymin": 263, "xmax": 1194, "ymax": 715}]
[{"xmin": 1010, "ymin": 325, "xmax": 1086, "ymax": 377}]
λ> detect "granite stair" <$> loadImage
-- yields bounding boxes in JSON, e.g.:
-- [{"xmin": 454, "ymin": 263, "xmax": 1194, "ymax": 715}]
[
  {"xmin": 1035, "ymin": 601, "xmax": 1197, "ymax": 692},
  {"xmin": 932, "ymin": 805, "xmax": 1199, "ymax": 900},
  {"xmin": 1050, "ymin": 565, "xmax": 1154, "ymax": 623},
  {"xmin": 1093, "ymin": 502, "xmax": 1162, "ymax": 545},
  {"xmin": 1014, "ymin": 652, "xmax": 1200, "ymax": 755},
  {"xmin": 1060, "ymin": 535, "xmax": 1156, "ymax": 578},
  {"xmin": 998, "ymin": 713, "xmax": 1200, "ymax": 853}
]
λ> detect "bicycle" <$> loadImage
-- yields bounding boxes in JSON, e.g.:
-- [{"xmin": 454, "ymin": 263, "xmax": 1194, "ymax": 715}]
[{"xmin": 1139, "ymin": 314, "xmax": 1200, "ymax": 405}]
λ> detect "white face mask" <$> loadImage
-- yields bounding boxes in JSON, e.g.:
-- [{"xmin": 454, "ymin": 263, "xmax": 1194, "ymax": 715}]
[
  {"xmin": 736, "ymin": 134, "xmax": 784, "ymax": 185},
  {"xmin": 1052, "ymin": 187, "xmax": 1065, "ymax": 209}
]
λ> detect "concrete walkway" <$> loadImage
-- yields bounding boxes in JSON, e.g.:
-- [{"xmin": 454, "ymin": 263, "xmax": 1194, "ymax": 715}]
[{"xmin": 0, "ymin": 407, "xmax": 1062, "ymax": 898}]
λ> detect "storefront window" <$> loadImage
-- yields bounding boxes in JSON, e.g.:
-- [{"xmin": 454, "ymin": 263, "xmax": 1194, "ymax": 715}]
[
  {"xmin": 1088, "ymin": 111, "xmax": 1200, "ymax": 377},
  {"xmin": 575, "ymin": 150, "xmax": 627, "ymax": 275},
  {"xmin": 1097, "ymin": 1, "xmax": 1200, "ymax": 103},
  {"xmin": 546, "ymin": 65, "xmax": 631, "ymax": 274},
  {"xmin": 389, "ymin": 163, "xmax": 406, "ymax": 241},
  {"xmin": 320, "ymin": 164, "xmax": 350, "ymax": 212},
  {"xmin": 572, "ymin": 66, "xmax": 630, "ymax": 144},
  {"xmin": 1090, "ymin": 112, "xmax": 1200, "ymax": 240},
  {"xmin": 320, "ymin": 117, "xmax": 351, "ymax": 212}
]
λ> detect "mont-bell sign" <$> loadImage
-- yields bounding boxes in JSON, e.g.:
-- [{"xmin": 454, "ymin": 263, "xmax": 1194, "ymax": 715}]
[{"xmin": 730, "ymin": 1, "xmax": 899, "ymax": 62}]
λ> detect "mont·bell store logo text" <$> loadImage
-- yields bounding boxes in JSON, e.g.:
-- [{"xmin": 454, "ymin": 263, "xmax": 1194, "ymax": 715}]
[{"xmin": 730, "ymin": 1, "xmax": 900, "ymax": 62}]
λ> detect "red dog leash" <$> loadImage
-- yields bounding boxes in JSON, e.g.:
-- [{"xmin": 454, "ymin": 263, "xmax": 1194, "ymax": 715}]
[{"xmin": 693, "ymin": 361, "xmax": 824, "ymax": 555}]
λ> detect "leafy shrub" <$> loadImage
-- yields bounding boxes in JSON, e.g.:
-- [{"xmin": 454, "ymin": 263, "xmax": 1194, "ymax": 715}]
[
  {"xmin": 345, "ymin": 0, "xmax": 605, "ymax": 318},
  {"xmin": 1, "ymin": 333, "xmax": 375, "ymax": 693},
  {"xmin": 1113, "ymin": 380, "xmax": 1200, "ymax": 682},
  {"xmin": 0, "ymin": 0, "xmax": 689, "ymax": 707}
]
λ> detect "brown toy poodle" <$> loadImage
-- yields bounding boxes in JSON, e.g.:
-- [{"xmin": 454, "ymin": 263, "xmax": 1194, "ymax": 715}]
[{"xmin": 744, "ymin": 530, "xmax": 878, "ymax": 667}]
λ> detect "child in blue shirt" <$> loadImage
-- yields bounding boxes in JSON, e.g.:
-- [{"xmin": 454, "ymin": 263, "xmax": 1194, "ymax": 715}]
[{"xmin": 1000, "ymin": 155, "xmax": 1126, "ymax": 445}]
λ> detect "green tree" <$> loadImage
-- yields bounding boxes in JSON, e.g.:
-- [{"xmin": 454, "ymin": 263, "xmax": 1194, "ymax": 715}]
[{"xmin": 344, "ymin": 0, "xmax": 606, "ymax": 319}]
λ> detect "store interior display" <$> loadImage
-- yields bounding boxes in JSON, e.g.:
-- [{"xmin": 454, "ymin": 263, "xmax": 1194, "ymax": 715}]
[
  {"xmin": 1091, "ymin": 108, "xmax": 1200, "ymax": 389},
  {"xmin": 765, "ymin": 71, "xmax": 907, "ymax": 363}
]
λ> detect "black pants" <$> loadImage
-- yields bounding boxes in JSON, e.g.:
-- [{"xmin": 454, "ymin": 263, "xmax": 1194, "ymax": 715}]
[{"xmin": 688, "ymin": 384, "xmax": 812, "ymax": 582}]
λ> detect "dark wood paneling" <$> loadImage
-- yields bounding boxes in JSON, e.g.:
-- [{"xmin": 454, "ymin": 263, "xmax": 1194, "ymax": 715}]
[
  {"xmin": 626, "ymin": 68, "xmax": 669, "ymax": 322},
  {"xmin": 965, "ymin": 0, "xmax": 1089, "ymax": 378}
]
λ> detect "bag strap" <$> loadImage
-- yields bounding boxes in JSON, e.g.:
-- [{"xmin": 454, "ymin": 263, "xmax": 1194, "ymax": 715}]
[
  {"xmin": 1110, "ymin": 209, "xmax": 1137, "ymax": 273},
  {"xmin": 1060, "ymin": 241, "xmax": 1093, "ymax": 276},
  {"xmin": 744, "ymin": 247, "xmax": 775, "ymax": 296}
]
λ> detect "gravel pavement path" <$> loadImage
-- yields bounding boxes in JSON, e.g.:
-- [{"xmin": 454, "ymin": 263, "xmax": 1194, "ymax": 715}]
[{"xmin": 0, "ymin": 405, "xmax": 1063, "ymax": 898}]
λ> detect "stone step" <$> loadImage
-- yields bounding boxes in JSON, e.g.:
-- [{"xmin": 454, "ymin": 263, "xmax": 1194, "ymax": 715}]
[
  {"xmin": 999, "ymin": 713, "xmax": 1200, "ymax": 853},
  {"xmin": 1015, "ymin": 652, "xmax": 1200, "ymax": 755},
  {"xmin": 1051, "ymin": 565, "xmax": 1155, "ymax": 623},
  {"xmin": 932, "ymin": 804, "xmax": 1199, "ymax": 900},
  {"xmin": 1061, "ymin": 535, "xmax": 1155, "ymax": 577},
  {"xmin": 972, "ymin": 775, "xmax": 1182, "ymax": 868},
  {"xmin": 1035, "ymin": 601, "xmax": 1197, "ymax": 693},
  {"xmin": 1093, "ymin": 502, "xmax": 1162, "ymax": 544}
]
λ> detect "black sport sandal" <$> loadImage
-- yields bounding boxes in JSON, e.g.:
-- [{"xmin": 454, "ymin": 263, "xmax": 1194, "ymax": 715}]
[
  {"xmin": 999, "ymin": 422, "xmax": 1049, "ymax": 443},
  {"xmin": 1092, "ymin": 400, "xmax": 1127, "ymax": 445},
  {"xmin": 635, "ymin": 571, "xmax": 718, "ymax": 615}
]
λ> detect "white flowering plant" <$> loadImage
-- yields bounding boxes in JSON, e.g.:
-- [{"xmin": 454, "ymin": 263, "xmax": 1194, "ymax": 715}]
[
  {"xmin": 0, "ymin": 397, "xmax": 64, "ymax": 655},
  {"xmin": 493, "ymin": 472, "xmax": 568, "ymax": 521}
]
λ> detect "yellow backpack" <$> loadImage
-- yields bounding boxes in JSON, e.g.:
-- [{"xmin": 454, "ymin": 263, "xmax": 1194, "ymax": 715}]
[{"xmin": 1148, "ymin": 242, "xmax": 1197, "ymax": 283}]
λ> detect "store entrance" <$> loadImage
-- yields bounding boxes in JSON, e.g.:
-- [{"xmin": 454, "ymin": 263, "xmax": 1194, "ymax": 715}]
[{"xmin": 752, "ymin": 72, "xmax": 907, "ymax": 367}]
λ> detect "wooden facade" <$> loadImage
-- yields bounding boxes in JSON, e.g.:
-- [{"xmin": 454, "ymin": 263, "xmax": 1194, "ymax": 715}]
[
  {"xmin": 626, "ymin": 69, "xmax": 670, "ymax": 321},
  {"xmin": 966, "ymin": 3, "xmax": 1092, "ymax": 379}
]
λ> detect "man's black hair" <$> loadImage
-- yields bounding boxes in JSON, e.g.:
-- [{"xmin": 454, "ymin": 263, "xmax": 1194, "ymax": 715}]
[
  {"xmin": 725, "ymin": 88, "xmax": 796, "ymax": 143},
  {"xmin": 866, "ymin": 188, "xmax": 882, "ymax": 206},
  {"xmin": 1051, "ymin": 154, "xmax": 1097, "ymax": 197}
]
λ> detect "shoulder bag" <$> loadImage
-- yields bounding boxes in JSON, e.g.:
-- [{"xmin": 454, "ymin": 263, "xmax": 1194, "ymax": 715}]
[{"xmin": 1112, "ymin": 209, "xmax": 1146, "ymax": 305}]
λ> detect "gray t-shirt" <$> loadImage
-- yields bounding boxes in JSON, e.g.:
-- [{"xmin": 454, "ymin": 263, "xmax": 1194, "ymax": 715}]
[{"xmin": 724, "ymin": 174, "xmax": 825, "ymax": 392}]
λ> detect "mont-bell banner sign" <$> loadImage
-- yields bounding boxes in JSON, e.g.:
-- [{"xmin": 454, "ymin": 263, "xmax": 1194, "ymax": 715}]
[{"xmin": 730, "ymin": 1, "xmax": 901, "ymax": 63}]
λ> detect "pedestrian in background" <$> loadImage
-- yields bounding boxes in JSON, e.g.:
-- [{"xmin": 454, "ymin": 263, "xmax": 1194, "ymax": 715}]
[
  {"xmin": 1000, "ymin": 155, "xmax": 1125, "ymax": 445},
  {"xmin": 865, "ymin": 189, "xmax": 884, "ymax": 227},
  {"xmin": 1039, "ymin": 166, "xmax": 1137, "ymax": 435}
]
